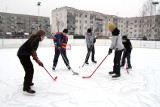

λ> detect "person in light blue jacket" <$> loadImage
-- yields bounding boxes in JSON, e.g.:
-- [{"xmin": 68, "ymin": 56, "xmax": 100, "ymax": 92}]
[{"xmin": 108, "ymin": 23, "xmax": 124, "ymax": 78}]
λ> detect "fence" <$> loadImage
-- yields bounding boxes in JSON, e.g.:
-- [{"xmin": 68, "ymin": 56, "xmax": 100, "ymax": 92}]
[{"xmin": 0, "ymin": 38, "xmax": 160, "ymax": 49}]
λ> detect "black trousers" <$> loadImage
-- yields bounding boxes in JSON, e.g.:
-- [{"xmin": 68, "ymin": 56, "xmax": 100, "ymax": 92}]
[
  {"xmin": 121, "ymin": 50, "xmax": 132, "ymax": 68},
  {"xmin": 18, "ymin": 55, "xmax": 34, "ymax": 91},
  {"xmin": 85, "ymin": 45, "xmax": 95, "ymax": 62},
  {"xmin": 113, "ymin": 50, "xmax": 123, "ymax": 75},
  {"xmin": 53, "ymin": 48, "xmax": 69, "ymax": 67}
]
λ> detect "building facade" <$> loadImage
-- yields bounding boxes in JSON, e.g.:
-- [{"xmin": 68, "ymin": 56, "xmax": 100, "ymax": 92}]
[
  {"xmin": 0, "ymin": 12, "xmax": 51, "ymax": 38},
  {"xmin": 52, "ymin": 6, "xmax": 160, "ymax": 40}
]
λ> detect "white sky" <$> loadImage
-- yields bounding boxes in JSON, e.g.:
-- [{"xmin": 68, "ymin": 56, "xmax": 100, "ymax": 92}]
[{"xmin": 0, "ymin": 0, "xmax": 156, "ymax": 18}]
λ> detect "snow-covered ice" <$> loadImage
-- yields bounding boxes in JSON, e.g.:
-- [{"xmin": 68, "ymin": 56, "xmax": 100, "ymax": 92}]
[{"xmin": 0, "ymin": 46, "xmax": 160, "ymax": 107}]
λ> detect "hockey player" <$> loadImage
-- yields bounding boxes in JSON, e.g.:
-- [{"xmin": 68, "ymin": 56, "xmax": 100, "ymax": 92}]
[
  {"xmin": 17, "ymin": 30, "xmax": 45, "ymax": 95},
  {"xmin": 85, "ymin": 28, "xmax": 97, "ymax": 64},
  {"xmin": 108, "ymin": 23, "xmax": 124, "ymax": 78},
  {"xmin": 52, "ymin": 29, "xmax": 71, "ymax": 70},
  {"xmin": 121, "ymin": 35, "xmax": 132, "ymax": 69}
]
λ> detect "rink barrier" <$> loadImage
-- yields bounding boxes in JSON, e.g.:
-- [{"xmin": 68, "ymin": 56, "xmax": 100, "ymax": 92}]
[{"xmin": 0, "ymin": 39, "xmax": 160, "ymax": 49}]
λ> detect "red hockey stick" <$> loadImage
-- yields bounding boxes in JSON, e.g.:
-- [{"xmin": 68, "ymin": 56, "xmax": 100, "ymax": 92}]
[
  {"xmin": 43, "ymin": 66, "xmax": 57, "ymax": 81},
  {"xmin": 82, "ymin": 54, "xmax": 109, "ymax": 78},
  {"xmin": 125, "ymin": 58, "xmax": 129, "ymax": 74}
]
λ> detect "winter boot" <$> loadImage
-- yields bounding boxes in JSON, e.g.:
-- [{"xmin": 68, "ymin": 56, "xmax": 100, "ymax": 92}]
[
  {"xmin": 126, "ymin": 67, "xmax": 132, "ymax": 69},
  {"xmin": 52, "ymin": 66, "xmax": 56, "ymax": 70},
  {"xmin": 67, "ymin": 65, "xmax": 71, "ymax": 70},
  {"xmin": 23, "ymin": 89, "xmax": 36, "ymax": 96},
  {"xmin": 112, "ymin": 74, "xmax": 121, "ymax": 78},
  {"xmin": 92, "ymin": 60, "xmax": 97, "ymax": 63},
  {"xmin": 85, "ymin": 62, "xmax": 89, "ymax": 64},
  {"xmin": 109, "ymin": 71, "xmax": 116, "ymax": 75}
]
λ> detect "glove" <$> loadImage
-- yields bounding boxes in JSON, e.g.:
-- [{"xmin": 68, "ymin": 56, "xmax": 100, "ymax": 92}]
[
  {"xmin": 36, "ymin": 59, "xmax": 44, "ymax": 67},
  {"xmin": 32, "ymin": 51, "xmax": 38, "ymax": 60},
  {"xmin": 108, "ymin": 48, "xmax": 112, "ymax": 55}
]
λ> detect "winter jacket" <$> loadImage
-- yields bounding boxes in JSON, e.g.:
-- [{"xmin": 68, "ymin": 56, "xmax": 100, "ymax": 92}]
[
  {"xmin": 52, "ymin": 32, "xmax": 68, "ymax": 49},
  {"xmin": 85, "ymin": 33, "xmax": 96, "ymax": 48},
  {"xmin": 17, "ymin": 35, "xmax": 41, "ymax": 56},
  {"xmin": 110, "ymin": 28, "xmax": 124, "ymax": 50},
  {"xmin": 122, "ymin": 39, "xmax": 132, "ymax": 53}
]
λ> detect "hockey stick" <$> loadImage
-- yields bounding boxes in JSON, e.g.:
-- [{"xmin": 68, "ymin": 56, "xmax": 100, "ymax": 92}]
[
  {"xmin": 82, "ymin": 54, "xmax": 109, "ymax": 78},
  {"xmin": 59, "ymin": 49, "xmax": 79, "ymax": 75},
  {"xmin": 125, "ymin": 58, "xmax": 129, "ymax": 74},
  {"xmin": 43, "ymin": 66, "xmax": 58, "ymax": 81}
]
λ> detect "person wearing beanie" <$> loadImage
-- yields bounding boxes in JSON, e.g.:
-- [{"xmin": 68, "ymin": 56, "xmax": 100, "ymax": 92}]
[
  {"xmin": 108, "ymin": 23, "xmax": 124, "ymax": 78},
  {"xmin": 52, "ymin": 29, "xmax": 71, "ymax": 70},
  {"xmin": 84, "ymin": 28, "xmax": 97, "ymax": 64},
  {"xmin": 17, "ymin": 30, "xmax": 45, "ymax": 95},
  {"xmin": 121, "ymin": 35, "xmax": 132, "ymax": 69}
]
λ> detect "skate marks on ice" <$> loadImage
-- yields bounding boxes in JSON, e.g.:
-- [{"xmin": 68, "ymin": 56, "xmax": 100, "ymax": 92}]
[{"xmin": 1, "ymin": 47, "xmax": 160, "ymax": 107}]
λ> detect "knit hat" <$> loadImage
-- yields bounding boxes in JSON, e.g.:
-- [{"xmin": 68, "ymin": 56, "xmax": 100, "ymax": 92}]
[
  {"xmin": 87, "ymin": 28, "xmax": 92, "ymax": 33},
  {"xmin": 108, "ymin": 23, "xmax": 116, "ymax": 31},
  {"xmin": 122, "ymin": 35, "xmax": 128, "ymax": 40},
  {"xmin": 36, "ymin": 30, "xmax": 45, "ymax": 36},
  {"xmin": 63, "ymin": 29, "xmax": 68, "ymax": 33}
]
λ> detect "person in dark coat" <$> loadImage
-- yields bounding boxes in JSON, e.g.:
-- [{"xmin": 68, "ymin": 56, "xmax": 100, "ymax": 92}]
[
  {"xmin": 108, "ymin": 23, "xmax": 124, "ymax": 78},
  {"xmin": 52, "ymin": 29, "xmax": 71, "ymax": 70},
  {"xmin": 17, "ymin": 30, "xmax": 45, "ymax": 95},
  {"xmin": 121, "ymin": 35, "xmax": 132, "ymax": 69}
]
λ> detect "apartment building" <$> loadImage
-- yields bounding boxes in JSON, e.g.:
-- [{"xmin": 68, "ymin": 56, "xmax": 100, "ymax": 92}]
[
  {"xmin": 125, "ymin": 16, "xmax": 160, "ymax": 40},
  {"xmin": 52, "ymin": 6, "xmax": 119, "ymax": 38},
  {"xmin": 0, "ymin": 12, "xmax": 51, "ymax": 38},
  {"xmin": 52, "ymin": 6, "xmax": 160, "ymax": 40}
]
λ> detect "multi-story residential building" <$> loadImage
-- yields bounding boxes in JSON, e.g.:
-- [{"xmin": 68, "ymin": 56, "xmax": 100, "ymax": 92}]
[
  {"xmin": 52, "ymin": 6, "xmax": 160, "ymax": 40},
  {"xmin": 52, "ymin": 6, "xmax": 119, "ymax": 39},
  {"xmin": 125, "ymin": 16, "xmax": 160, "ymax": 40},
  {"xmin": 0, "ymin": 12, "xmax": 51, "ymax": 38}
]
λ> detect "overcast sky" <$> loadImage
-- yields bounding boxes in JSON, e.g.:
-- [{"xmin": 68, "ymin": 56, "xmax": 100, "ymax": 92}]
[{"xmin": 0, "ymin": 0, "xmax": 159, "ymax": 18}]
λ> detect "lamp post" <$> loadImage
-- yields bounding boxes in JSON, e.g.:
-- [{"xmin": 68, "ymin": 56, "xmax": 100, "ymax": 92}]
[
  {"xmin": 152, "ymin": 1, "xmax": 159, "ymax": 40},
  {"xmin": 152, "ymin": 1, "xmax": 159, "ymax": 48},
  {"xmin": 37, "ymin": 2, "xmax": 41, "ymax": 29}
]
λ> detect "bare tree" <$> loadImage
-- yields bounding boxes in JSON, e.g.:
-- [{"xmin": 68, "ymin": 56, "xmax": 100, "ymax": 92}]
[{"xmin": 141, "ymin": 0, "xmax": 155, "ymax": 40}]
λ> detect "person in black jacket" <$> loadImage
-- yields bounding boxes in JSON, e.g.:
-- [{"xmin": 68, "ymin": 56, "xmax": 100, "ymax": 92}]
[
  {"xmin": 17, "ymin": 30, "xmax": 45, "ymax": 95},
  {"xmin": 120, "ymin": 35, "xmax": 132, "ymax": 69}
]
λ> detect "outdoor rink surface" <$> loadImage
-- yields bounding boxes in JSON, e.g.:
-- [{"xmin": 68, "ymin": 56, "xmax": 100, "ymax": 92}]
[{"xmin": 0, "ymin": 46, "xmax": 160, "ymax": 107}]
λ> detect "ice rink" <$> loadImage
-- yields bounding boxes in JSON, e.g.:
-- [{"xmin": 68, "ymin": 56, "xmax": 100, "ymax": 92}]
[{"xmin": 0, "ymin": 46, "xmax": 160, "ymax": 107}]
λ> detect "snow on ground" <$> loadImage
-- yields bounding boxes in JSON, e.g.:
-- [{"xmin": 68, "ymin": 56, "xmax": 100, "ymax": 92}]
[{"xmin": 0, "ymin": 46, "xmax": 160, "ymax": 107}]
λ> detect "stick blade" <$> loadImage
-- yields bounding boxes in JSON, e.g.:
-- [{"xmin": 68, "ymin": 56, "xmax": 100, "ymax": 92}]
[
  {"xmin": 54, "ymin": 76, "xmax": 58, "ymax": 81},
  {"xmin": 82, "ymin": 76, "xmax": 91, "ymax": 79},
  {"xmin": 73, "ymin": 72, "xmax": 79, "ymax": 75}
]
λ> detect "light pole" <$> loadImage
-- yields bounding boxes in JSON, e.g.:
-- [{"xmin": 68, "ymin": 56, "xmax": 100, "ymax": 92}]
[
  {"xmin": 152, "ymin": 1, "xmax": 159, "ymax": 48},
  {"xmin": 37, "ymin": 2, "xmax": 41, "ymax": 29},
  {"xmin": 152, "ymin": 1, "xmax": 159, "ymax": 40}
]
